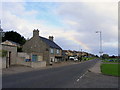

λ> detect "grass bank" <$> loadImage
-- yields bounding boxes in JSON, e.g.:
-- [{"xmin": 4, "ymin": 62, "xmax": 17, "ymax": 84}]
[{"xmin": 101, "ymin": 64, "xmax": 120, "ymax": 77}]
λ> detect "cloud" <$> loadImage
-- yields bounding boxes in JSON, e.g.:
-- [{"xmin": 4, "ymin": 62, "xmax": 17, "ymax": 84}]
[{"xmin": 2, "ymin": 2, "xmax": 118, "ymax": 55}]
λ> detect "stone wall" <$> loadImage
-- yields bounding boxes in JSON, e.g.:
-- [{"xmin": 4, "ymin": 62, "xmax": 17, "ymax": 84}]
[
  {"xmin": 16, "ymin": 52, "xmax": 31, "ymax": 67},
  {"xmin": 31, "ymin": 61, "xmax": 46, "ymax": 68},
  {"xmin": 17, "ymin": 52, "xmax": 46, "ymax": 68},
  {"xmin": 2, "ymin": 57, "xmax": 6, "ymax": 68}
]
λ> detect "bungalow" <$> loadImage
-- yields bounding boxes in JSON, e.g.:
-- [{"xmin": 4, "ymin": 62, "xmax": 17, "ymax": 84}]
[{"xmin": 22, "ymin": 29, "xmax": 62, "ymax": 65}]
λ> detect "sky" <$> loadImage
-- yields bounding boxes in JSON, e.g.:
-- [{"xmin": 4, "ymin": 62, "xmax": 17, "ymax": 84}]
[{"xmin": 1, "ymin": 0, "xmax": 118, "ymax": 56}]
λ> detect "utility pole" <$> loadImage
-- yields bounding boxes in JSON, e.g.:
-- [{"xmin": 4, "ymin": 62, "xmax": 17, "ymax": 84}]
[{"xmin": 96, "ymin": 31, "xmax": 103, "ymax": 57}]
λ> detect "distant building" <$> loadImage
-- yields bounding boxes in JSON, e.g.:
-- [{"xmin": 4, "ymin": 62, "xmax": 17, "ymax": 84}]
[
  {"xmin": 22, "ymin": 29, "xmax": 62, "ymax": 65},
  {"xmin": 63, "ymin": 50, "xmax": 95, "ymax": 60}
]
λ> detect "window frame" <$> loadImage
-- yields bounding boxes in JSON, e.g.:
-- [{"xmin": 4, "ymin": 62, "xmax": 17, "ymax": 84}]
[
  {"xmin": 56, "ymin": 49, "xmax": 60, "ymax": 54},
  {"xmin": 50, "ymin": 48, "xmax": 54, "ymax": 54}
]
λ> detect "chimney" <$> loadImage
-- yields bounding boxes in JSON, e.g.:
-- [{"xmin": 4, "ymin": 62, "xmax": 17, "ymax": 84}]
[
  {"xmin": 33, "ymin": 29, "xmax": 39, "ymax": 37},
  {"xmin": 49, "ymin": 36, "xmax": 54, "ymax": 41}
]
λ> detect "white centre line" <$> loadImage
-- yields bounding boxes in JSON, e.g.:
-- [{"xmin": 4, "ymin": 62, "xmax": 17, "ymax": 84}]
[
  {"xmin": 76, "ymin": 70, "xmax": 88, "ymax": 82},
  {"xmin": 76, "ymin": 79, "xmax": 79, "ymax": 82}
]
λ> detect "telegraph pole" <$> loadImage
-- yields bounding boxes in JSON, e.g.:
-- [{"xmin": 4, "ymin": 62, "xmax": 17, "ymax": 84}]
[{"xmin": 96, "ymin": 31, "xmax": 103, "ymax": 57}]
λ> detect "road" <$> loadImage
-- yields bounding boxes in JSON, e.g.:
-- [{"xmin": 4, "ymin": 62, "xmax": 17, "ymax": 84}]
[{"xmin": 3, "ymin": 59, "xmax": 98, "ymax": 88}]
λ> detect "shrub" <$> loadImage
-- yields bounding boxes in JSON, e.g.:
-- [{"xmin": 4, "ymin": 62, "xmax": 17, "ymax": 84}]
[{"xmin": 0, "ymin": 50, "xmax": 7, "ymax": 57}]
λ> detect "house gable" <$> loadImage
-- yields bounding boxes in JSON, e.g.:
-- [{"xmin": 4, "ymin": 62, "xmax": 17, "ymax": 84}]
[{"xmin": 22, "ymin": 36, "xmax": 48, "ymax": 53}]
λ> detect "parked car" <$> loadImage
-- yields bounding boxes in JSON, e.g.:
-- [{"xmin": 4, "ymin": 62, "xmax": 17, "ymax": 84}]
[
  {"xmin": 74, "ymin": 58, "xmax": 78, "ymax": 61},
  {"xmin": 69, "ymin": 56, "xmax": 78, "ymax": 61},
  {"xmin": 69, "ymin": 56, "xmax": 75, "ymax": 60},
  {"xmin": 108, "ymin": 60, "xmax": 114, "ymax": 62}
]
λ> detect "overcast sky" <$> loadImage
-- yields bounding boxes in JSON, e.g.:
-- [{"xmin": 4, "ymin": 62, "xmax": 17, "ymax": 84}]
[{"xmin": 1, "ymin": 0, "xmax": 118, "ymax": 56}]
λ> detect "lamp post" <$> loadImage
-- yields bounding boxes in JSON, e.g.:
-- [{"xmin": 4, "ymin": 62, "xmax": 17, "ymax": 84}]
[
  {"xmin": 81, "ymin": 49, "xmax": 82, "ymax": 61},
  {"xmin": 96, "ymin": 31, "xmax": 103, "ymax": 57}
]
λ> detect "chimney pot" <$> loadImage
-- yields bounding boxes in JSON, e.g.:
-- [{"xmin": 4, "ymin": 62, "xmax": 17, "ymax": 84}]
[
  {"xmin": 33, "ymin": 29, "xmax": 39, "ymax": 37},
  {"xmin": 49, "ymin": 36, "xmax": 54, "ymax": 41}
]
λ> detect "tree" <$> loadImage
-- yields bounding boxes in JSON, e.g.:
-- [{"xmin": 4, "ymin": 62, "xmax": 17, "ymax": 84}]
[
  {"xmin": 101, "ymin": 54, "xmax": 109, "ymax": 59},
  {"xmin": 95, "ymin": 55, "xmax": 99, "ymax": 57},
  {"xmin": 2, "ymin": 31, "xmax": 26, "ymax": 45}
]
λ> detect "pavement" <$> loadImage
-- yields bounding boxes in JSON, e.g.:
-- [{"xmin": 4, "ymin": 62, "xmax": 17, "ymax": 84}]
[{"xmin": 88, "ymin": 60, "xmax": 101, "ymax": 73}]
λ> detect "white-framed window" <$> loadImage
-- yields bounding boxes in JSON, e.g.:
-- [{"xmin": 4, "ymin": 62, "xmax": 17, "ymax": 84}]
[
  {"xmin": 50, "ymin": 48, "xmax": 54, "ymax": 54},
  {"xmin": 56, "ymin": 49, "xmax": 60, "ymax": 54}
]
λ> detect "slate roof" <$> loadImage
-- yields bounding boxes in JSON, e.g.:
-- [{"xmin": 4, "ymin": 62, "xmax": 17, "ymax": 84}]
[{"xmin": 40, "ymin": 36, "xmax": 62, "ymax": 50}]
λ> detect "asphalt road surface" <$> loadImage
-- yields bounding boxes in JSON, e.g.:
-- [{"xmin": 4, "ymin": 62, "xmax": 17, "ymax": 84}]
[{"xmin": 3, "ymin": 59, "xmax": 98, "ymax": 88}]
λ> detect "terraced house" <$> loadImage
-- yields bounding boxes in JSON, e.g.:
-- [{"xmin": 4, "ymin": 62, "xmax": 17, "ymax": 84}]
[{"xmin": 22, "ymin": 29, "xmax": 62, "ymax": 65}]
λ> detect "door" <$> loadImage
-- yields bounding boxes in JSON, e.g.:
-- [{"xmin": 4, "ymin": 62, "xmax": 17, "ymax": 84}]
[
  {"xmin": 32, "ymin": 55, "xmax": 38, "ymax": 62},
  {"xmin": 6, "ymin": 51, "xmax": 11, "ymax": 68},
  {"xmin": 9, "ymin": 52, "xmax": 11, "ymax": 66}
]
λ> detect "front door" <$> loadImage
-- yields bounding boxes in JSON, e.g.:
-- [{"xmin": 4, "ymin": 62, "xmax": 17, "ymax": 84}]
[
  {"xmin": 6, "ymin": 51, "xmax": 11, "ymax": 68},
  {"xmin": 9, "ymin": 52, "xmax": 11, "ymax": 66},
  {"xmin": 32, "ymin": 55, "xmax": 38, "ymax": 61}
]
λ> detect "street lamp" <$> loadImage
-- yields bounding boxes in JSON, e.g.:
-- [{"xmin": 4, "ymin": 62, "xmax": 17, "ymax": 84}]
[
  {"xmin": 96, "ymin": 31, "xmax": 103, "ymax": 57},
  {"xmin": 81, "ymin": 49, "xmax": 82, "ymax": 61}
]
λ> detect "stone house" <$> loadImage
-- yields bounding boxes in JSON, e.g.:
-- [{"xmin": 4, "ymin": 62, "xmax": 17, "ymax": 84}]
[{"xmin": 22, "ymin": 29, "xmax": 62, "ymax": 65}]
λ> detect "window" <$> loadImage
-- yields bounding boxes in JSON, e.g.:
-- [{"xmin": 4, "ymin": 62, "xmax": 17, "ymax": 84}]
[
  {"xmin": 50, "ymin": 48, "xmax": 54, "ymax": 54},
  {"xmin": 56, "ymin": 49, "xmax": 60, "ymax": 54}
]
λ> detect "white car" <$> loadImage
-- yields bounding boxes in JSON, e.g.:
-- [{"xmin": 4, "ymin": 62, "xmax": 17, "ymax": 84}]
[
  {"xmin": 74, "ymin": 58, "xmax": 78, "ymax": 61},
  {"xmin": 69, "ymin": 57, "xmax": 78, "ymax": 61}
]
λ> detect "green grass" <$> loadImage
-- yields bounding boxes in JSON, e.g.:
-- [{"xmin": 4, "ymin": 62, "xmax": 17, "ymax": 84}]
[{"xmin": 101, "ymin": 64, "xmax": 120, "ymax": 77}]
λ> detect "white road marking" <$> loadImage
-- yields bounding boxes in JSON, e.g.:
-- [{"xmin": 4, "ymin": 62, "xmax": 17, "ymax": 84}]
[
  {"xmin": 76, "ymin": 70, "xmax": 89, "ymax": 82},
  {"xmin": 76, "ymin": 79, "xmax": 79, "ymax": 82},
  {"xmin": 80, "ymin": 76, "xmax": 83, "ymax": 78}
]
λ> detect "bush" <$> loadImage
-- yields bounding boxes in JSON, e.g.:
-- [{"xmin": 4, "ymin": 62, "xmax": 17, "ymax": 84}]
[{"xmin": 0, "ymin": 50, "xmax": 7, "ymax": 57}]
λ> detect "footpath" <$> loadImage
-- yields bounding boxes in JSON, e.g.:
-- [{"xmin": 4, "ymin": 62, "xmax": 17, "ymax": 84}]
[{"xmin": 88, "ymin": 60, "xmax": 101, "ymax": 73}]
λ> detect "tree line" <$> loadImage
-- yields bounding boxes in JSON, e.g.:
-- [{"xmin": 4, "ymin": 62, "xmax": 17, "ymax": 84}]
[{"xmin": 2, "ymin": 31, "xmax": 26, "ymax": 52}]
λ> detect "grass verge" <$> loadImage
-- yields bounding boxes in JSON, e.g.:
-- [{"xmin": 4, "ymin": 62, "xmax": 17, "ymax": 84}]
[{"xmin": 101, "ymin": 64, "xmax": 120, "ymax": 77}]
